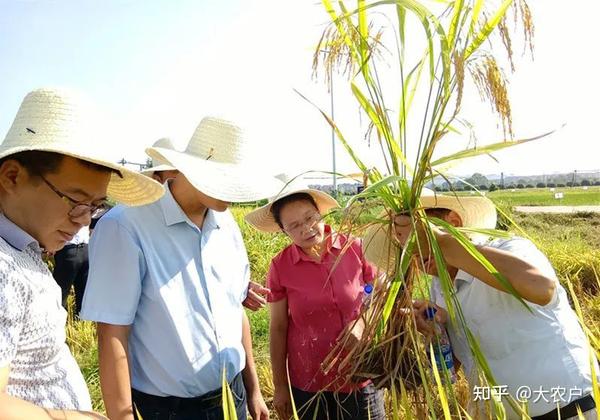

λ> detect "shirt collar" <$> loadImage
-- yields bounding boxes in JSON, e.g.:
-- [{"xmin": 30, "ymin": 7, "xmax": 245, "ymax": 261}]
[
  {"xmin": 159, "ymin": 182, "xmax": 220, "ymax": 231},
  {"xmin": 0, "ymin": 212, "xmax": 39, "ymax": 251},
  {"xmin": 290, "ymin": 224, "xmax": 337, "ymax": 264},
  {"xmin": 160, "ymin": 183, "xmax": 188, "ymax": 227},
  {"xmin": 454, "ymin": 270, "xmax": 474, "ymax": 286}
]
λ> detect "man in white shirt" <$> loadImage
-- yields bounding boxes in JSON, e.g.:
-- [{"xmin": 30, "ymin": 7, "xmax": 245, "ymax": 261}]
[
  {"xmin": 0, "ymin": 89, "xmax": 163, "ymax": 418},
  {"xmin": 367, "ymin": 189, "xmax": 597, "ymax": 419}
]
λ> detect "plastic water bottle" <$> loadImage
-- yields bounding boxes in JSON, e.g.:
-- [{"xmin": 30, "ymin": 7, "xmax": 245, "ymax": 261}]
[
  {"xmin": 362, "ymin": 283, "xmax": 373, "ymax": 309},
  {"xmin": 425, "ymin": 307, "xmax": 457, "ymax": 384}
]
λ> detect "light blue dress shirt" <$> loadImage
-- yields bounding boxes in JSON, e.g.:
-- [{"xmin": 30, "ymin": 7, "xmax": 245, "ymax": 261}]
[{"xmin": 80, "ymin": 186, "xmax": 249, "ymax": 397}]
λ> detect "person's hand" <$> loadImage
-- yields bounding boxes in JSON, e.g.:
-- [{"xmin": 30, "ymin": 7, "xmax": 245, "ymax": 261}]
[
  {"xmin": 247, "ymin": 389, "xmax": 270, "ymax": 420},
  {"xmin": 392, "ymin": 214, "xmax": 431, "ymax": 257},
  {"xmin": 273, "ymin": 386, "xmax": 292, "ymax": 420},
  {"xmin": 243, "ymin": 282, "xmax": 270, "ymax": 311},
  {"xmin": 412, "ymin": 299, "xmax": 447, "ymax": 336}
]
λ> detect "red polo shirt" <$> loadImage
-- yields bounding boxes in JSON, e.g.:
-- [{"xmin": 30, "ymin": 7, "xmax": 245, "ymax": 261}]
[{"xmin": 267, "ymin": 226, "xmax": 376, "ymax": 392}]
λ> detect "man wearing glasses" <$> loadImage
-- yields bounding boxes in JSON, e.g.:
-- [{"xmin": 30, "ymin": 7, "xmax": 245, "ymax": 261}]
[
  {"xmin": 0, "ymin": 88, "xmax": 162, "ymax": 419},
  {"xmin": 42, "ymin": 174, "xmax": 108, "ymax": 318}
]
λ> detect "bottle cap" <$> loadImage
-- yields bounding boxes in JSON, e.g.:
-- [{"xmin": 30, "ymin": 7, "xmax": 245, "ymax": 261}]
[
  {"xmin": 364, "ymin": 284, "xmax": 373, "ymax": 294},
  {"xmin": 425, "ymin": 306, "xmax": 437, "ymax": 320}
]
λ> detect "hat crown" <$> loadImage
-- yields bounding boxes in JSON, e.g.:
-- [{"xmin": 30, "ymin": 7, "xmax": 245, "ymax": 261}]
[
  {"xmin": 2, "ymin": 88, "xmax": 97, "ymax": 151},
  {"xmin": 184, "ymin": 117, "xmax": 248, "ymax": 165},
  {"xmin": 150, "ymin": 137, "xmax": 175, "ymax": 168},
  {"xmin": 0, "ymin": 88, "xmax": 165, "ymax": 206},
  {"xmin": 152, "ymin": 137, "xmax": 175, "ymax": 150}
]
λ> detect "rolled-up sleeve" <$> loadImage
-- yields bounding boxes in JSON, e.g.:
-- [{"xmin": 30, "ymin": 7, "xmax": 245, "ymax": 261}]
[
  {"xmin": 80, "ymin": 216, "xmax": 145, "ymax": 325},
  {"xmin": 266, "ymin": 261, "xmax": 286, "ymax": 302}
]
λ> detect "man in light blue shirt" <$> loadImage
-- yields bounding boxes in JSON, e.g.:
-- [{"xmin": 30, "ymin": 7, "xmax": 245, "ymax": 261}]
[{"xmin": 81, "ymin": 117, "xmax": 283, "ymax": 420}]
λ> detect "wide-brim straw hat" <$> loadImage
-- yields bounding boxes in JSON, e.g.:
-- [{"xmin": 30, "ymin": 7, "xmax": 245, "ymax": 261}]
[
  {"xmin": 140, "ymin": 137, "xmax": 176, "ymax": 175},
  {"xmin": 363, "ymin": 188, "xmax": 497, "ymax": 271},
  {"xmin": 0, "ymin": 88, "xmax": 163, "ymax": 206},
  {"xmin": 146, "ymin": 117, "xmax": 283, "ymax": 202},
  {"xmin": 245, "ymin": 174, "xmax": 340, "ymax": 232}
]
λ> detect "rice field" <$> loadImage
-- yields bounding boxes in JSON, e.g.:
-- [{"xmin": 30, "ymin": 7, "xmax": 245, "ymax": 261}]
[
  {"xmin": 460, "ymin": 186, "xmax": 600, "ymax": 207},
  {"xmin": 66, "ymin": 205, "xmax": 600, "ymax": 416}
]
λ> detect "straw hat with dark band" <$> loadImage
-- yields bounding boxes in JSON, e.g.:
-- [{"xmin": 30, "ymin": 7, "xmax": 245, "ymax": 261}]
[
  {"xmin": 363, "ymin": 188, "xmax": 497, "ymax": 270},
  {"xmin": 0, "ymin": 88, "xmax": 164, "ymax": 206},
  {"xmin": 146, "ymin": 117, "xmax": 283, "ymax": 203}
]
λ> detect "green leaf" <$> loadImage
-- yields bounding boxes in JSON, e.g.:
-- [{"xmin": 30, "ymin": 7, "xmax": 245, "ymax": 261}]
[
  {"xmin": 447, "ymin": 0, "xmax": 465, "ymax": 48},
  {"xmin": 470, "ymin": 0, "xmax": 485, "ymax": 36},
  {"xmin": 464, "ymin": 0, "xmax": 513, "ymax": 59},
  {"xmin": 430, "ymin": 129, "xmax": 559, "ymax": 167},
  {"xmin": 221, "ymin": 369, "xmax": 238, "ymax": 420}
]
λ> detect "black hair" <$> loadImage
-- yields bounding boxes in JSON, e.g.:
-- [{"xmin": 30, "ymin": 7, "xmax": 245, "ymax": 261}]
[
  {"xmin": 0, "ymin": 151, "xmax": 121, "ymax": 178},
  {"xmin": 270, "ymin": 192, "xmax": 319, "ymax": 229},
  {"xmin": 425, "ymin": 207, "xmax": 452, "ymax": 218}
]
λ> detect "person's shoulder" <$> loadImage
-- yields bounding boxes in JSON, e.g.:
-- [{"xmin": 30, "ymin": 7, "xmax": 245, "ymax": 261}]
[
  {"xmin": 272, "ymin": 244, "xmax": 296, "ymax": 265},
  {"xmin": 0, "ymin": 242, "xmax": 33, "ymax": 295},
  {"xmin": 488, "ymin": 235, "xmax": 555, "ymax": 275},
  {"xmin": 0, "ymin": 238, "xmax": 26, "ymax": 269},
  {"xmin": 488, "ymin": 236, "xmax": 539, "ymax": 254},
  {"xmin": 98, "ymin": 202, "xmax": 160, "ymax": 231}
]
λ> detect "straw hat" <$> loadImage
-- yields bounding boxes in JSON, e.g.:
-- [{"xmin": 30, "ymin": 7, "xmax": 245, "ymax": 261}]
[
  {"xmin": 146, "ymin": 116, "xmax": 283, "ymax": 202},
  {"xmin": 245, "ymin": 174, "xmax": 340, "ymax": 232},
  {"xmin": 363, "ymin": 188, "xmax": 497, "ymax": 270},
  {"xmin": 140, "ymin": 138, "xmax": 176, "ymax": 175},
  {"xmin": 0, "ymin": 88, "xmax": 163, "ymax": 206}
]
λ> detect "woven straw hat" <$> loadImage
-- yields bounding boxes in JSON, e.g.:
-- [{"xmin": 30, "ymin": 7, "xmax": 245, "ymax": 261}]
[
  {"xmin": 140, "ymin": 138, "xmax": 176, "ymax": 175},
  {"xmin": 245, "ymin": 174, "xmax": 339, "ymax": 232},
  {"xmin": 0, "ymin": 88, "xmax": 164, "ymax": 206},
  {"xmin": 363, "ymin": 188, "xmax": 497, "ymax": 270},
  {"xmin": 146, "ymin": 116, "xmax": 283, "ymax": 202}
]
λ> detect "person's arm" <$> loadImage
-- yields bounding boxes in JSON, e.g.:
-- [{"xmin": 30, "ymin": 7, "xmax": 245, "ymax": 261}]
[
  {"xmin": 241, "ymin": 312, "xmax": 269, "ymax": 420},
  {"xmin": 269, "ymin": 299, "xmax": 291, "ymax": 420},
  {"xmin": 393, "ymin": 215, "xmax": 555, "ymax": 306},
  {"xmin": 80, "ymin": 215, "xmax": 145, "ymax": 420},
  {"xmin": 97, "ymin": 323, "xmax": 134, "ymax": 420},
  {"xmin": 0, "ymin": 366, "xmax": 107, "ymax": 419},
  {"xmin": 437, "ymin": 233, "xmax": 555, "ymax": 305}
]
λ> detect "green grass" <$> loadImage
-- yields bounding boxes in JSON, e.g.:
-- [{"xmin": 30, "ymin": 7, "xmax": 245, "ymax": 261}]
[
  {"xmin": 66, "ymin": 206, "xmax": 600, "ymax": 416},
  {"xmin": 461, "ymin": 186, "xmax": 600, "ymax": 207}
]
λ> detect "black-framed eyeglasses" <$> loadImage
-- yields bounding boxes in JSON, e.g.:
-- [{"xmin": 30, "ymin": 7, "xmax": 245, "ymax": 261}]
[{"xmin": 40, "ymin": 175, "xmax": 108, "ymax": 219}]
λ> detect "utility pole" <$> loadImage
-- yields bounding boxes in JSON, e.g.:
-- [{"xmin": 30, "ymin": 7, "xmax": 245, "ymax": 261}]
[
  {"xmin": 329, "ymin": 59, "xmax": 337, "ymax": 197},
  {"xmin": 319, "ymin": 49, "xmax": 337, "ymax": 197}
]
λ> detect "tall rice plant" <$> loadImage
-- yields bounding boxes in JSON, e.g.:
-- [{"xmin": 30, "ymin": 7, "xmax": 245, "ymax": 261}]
[{"xmin": 304, "ymin": 0, "xmax": 553, "ymax": 418}]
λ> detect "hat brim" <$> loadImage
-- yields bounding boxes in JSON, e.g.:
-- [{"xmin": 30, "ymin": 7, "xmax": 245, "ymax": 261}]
[
  {"xmin": 245, "ymin": 188, "xmax": 340, "ymax": 232},
  {"xmin": 363, "ymin": 194, "xmax": 497, "ymax": 272},
  {"xmin": 0, "ymin": 145, "xmax": 164, "ymax": 206},
  {"xmin": 140, "ymin": 164, "xmax": 176, "ymax": 175},
  {"xmin": 146, "ymin": 147, "xmax": 283, "ymax": 202}
]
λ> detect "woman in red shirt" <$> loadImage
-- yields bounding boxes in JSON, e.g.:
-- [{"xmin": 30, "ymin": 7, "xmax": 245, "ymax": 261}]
[{"xmin": 246, "ymin": 189, "xmax": 385, "ymax": 420}]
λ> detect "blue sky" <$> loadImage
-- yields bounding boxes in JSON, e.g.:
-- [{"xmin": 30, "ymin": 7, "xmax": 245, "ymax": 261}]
[{"xmin": 1, "ymin": 0, "xmax": 598, "ymax": 180}]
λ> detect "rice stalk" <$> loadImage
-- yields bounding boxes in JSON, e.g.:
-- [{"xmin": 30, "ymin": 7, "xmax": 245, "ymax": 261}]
[{"xmin": 300, "ymin": 0, "xmax": 574, "ymax": 418}]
